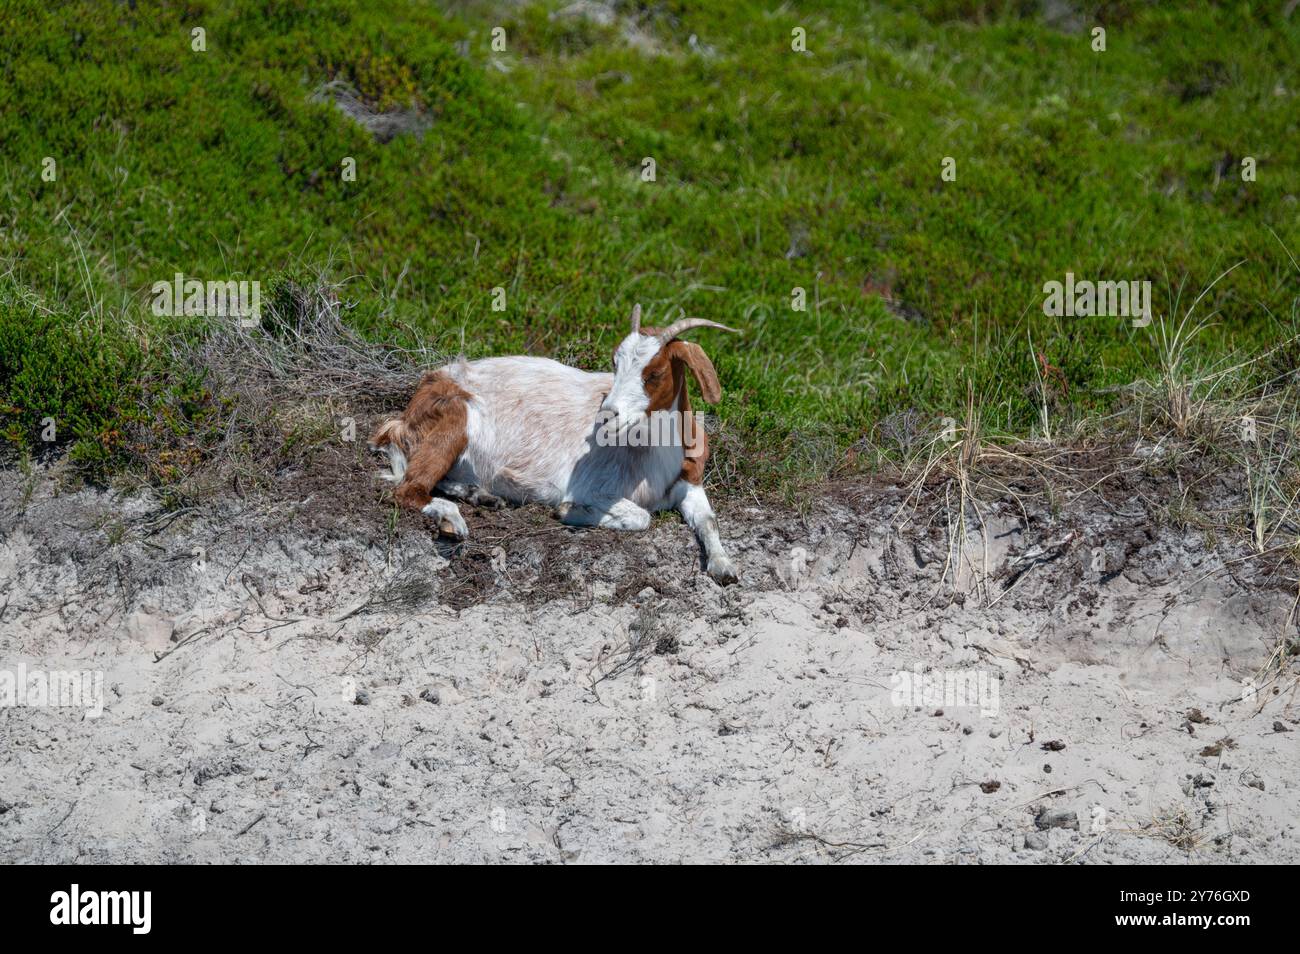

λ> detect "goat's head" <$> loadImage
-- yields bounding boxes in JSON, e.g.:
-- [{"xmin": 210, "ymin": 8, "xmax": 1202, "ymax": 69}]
[{"xmin": 600, "ymin": 304, "xmax": 740, "ymax": 431}]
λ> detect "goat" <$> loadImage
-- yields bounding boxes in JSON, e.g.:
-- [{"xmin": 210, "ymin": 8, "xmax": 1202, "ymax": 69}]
[{"xmin": 370, "ymin": 306, "xmax": 741, "ymax": 583}]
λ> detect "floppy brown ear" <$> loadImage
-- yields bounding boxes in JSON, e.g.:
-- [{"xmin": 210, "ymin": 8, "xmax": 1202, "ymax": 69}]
[{"xmin": 667, "ymin": 340, "xmax": 722, "ymax": 404}]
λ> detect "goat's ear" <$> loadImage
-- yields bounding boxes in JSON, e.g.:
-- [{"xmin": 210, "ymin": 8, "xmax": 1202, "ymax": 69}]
[{"xmin": 668, "ymin": 340, "xmax": 722, "ymax": 404}]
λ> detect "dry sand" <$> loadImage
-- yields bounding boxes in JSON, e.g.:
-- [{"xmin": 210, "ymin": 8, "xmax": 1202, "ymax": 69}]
[{"xmin": 2, "ymin": 458, "xmax": 1297, "ymax": 864}]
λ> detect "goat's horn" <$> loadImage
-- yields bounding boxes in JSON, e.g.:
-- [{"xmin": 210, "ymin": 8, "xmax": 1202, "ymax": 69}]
[
  {"xmin": 656, "ymin": 316, "xmax": 741, "ymax": 343},
  {"xmin": 629, "ymin": 303, "xmax": 642, "ymax": 335}
]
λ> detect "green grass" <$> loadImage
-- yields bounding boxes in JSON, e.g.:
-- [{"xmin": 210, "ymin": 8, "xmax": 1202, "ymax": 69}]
[{"xmin": 1, "ymin": 0, "xmax": 1297, "ymax": 486}]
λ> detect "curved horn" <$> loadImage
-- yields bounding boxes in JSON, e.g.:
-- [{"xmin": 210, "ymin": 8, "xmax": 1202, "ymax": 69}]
[
  {"xmin": 655, "ymin": 316, "xmax": 741, "ymax": 343},
  {"xmin": 629, "ymin": 303, "xmax": 642, "ymax": 335}
]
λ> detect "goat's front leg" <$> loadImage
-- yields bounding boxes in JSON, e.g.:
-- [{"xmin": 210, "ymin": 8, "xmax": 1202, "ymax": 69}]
[
  {"xmin": 667, "ymin": 480, "xmax": 738, "ymax": 584},
  {"xmin": 557, "ymin": 498, "xmax": 651, "ymax": 531},
  {"xmin": 394, "ymin": 445, "xmax": 470, "ymax": 540}
]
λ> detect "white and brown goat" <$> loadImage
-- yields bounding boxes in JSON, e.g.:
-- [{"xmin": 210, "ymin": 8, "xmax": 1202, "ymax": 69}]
[{"xmin": 370, "ymin": 306, "xmax": 740, "ymax": 583}]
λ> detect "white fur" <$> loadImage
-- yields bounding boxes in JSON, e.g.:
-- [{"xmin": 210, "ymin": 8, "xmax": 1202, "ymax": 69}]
[
  {"xmin": 600, "ymin": 332, "xmax": 662, "ymax": 432},
  {"xmin": 381, "ymin": 444, "xmax": 407, "ymax": 483}
]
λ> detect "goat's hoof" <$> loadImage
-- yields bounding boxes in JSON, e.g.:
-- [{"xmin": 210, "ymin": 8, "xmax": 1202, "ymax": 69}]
[
  {"xmin": 422, "ymin": 501, "xmax": 469, "ymax": 540},
  {"xmin": 437, "ymin": 518, "xmax": 467, "ymax": 540},
  {"xmin": 707, "ymin": 557, "xmax": 739, "ymax": 585},
  {"xmin": 470, "ymin": 490, "xmax": 507, "ymax": 510}
]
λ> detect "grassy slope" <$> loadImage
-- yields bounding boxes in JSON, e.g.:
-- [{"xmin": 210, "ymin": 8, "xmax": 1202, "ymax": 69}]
[{"xmin": 0, "ymin": 0, "xmax": 1297, "ymax": 483}]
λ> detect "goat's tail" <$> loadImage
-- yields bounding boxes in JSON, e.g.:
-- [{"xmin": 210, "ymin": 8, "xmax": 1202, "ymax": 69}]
[{"xmin": 369, "ymin": 418, "xmax": 414, "ymax": 483}]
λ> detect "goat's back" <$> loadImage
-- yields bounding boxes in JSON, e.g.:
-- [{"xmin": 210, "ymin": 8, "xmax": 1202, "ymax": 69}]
[{"xmin": 444, "ymin": 356, "xmax": 613, "ymax": 504}]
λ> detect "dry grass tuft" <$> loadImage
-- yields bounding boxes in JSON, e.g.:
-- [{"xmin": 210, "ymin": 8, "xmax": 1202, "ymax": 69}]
[
  {"xmin": 1140, "ymin": 803, "xmax": 1206, "ymax": 852},
  {"xmin": 181, "ymin": 276, "xmax": 435, "ymax": 407},
  {"xmin": 125, "ymin": 276, "xmax": 443, "ymax": 501}
]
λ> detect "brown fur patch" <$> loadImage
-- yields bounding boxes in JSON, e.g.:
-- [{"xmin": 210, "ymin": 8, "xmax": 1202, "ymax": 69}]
[
  {"xmin": 679, "ymin": 401, "xmax": 708, "ymax": 484},
  {"xmin": 641, "ymin": 340, "xmax": 719, "ymax": 485},
  {"xmin": 640, "ymin": 348, "xmax": 680, "ymax": 414},
  {"xmin": 372, "ymin": 371, "xmax": 470, "ymax": 510}
]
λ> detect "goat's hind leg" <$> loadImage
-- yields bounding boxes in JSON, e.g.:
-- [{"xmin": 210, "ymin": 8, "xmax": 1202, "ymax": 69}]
[
  {"xmin": 420, "ymin": 497, "xmax": 469, "ymax": 540},
  {"xmin": 557, "ymin": 498, "xmax": 651, "ymax": 531},
  {"xmin": 384, "ymin": 411, "xmax": 470, "ymax": 540},
  {"xmin": 668, "ymin": 480, "xmax": 737, "ymax": 584},
  {"xmin": 436, "ymin": 480, "xmax": 507, "ymax": 511},
  {"xmin": 395, "ymin": 444, "xmax": 470, "ymax": 540}
]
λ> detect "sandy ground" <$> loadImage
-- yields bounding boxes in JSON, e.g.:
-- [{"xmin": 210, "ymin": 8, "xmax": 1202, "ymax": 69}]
[{"xmin": 2, "ymin": 457, "xmax": 1298, "ymax": 864}]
